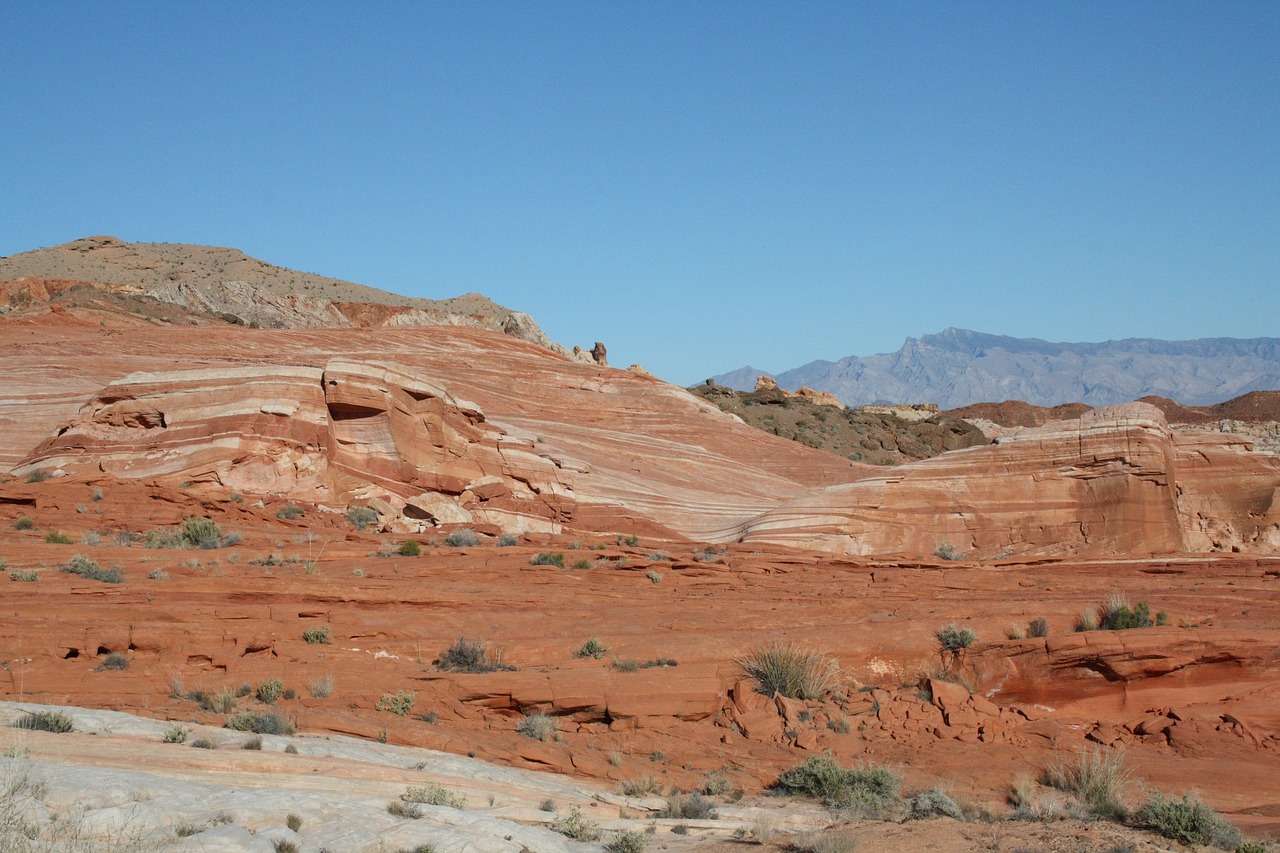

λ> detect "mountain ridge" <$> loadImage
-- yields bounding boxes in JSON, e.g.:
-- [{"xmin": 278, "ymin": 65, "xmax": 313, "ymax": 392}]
[{"xmin": 713, "ymin": 327, "xmax": 1280, "ymax": 408}]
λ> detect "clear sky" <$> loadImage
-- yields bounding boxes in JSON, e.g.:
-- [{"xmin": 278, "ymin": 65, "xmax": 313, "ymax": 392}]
[{"xmin": 2, "ymin": 2, "xmax": 1277, "ymax": 385}]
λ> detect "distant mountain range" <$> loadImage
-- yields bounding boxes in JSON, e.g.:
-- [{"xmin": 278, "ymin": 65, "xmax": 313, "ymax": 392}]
[{"xmin": 711, "ymin": 328, "xmax": 1280, "ymax": 409}]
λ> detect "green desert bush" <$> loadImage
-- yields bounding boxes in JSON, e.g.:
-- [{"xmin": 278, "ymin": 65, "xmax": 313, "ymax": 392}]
[
  {"xmin": 163, "ymin": 724, "xmax": 188, "ymax": 743},
  {"xmin": 44, "ymin": 531, "xmax": 73, "ymax": 544},
  {"xmin": 702, "ymin": 774, "xmax": 733, "ymax": 796},
  {"xmin": 497, "ymin": 533, "xmax": 519, "ymax": 546},
  {"xmin": 241, "ymin": 735, "xmax": 263, "ymax": 750},
  {"xmin": 775, "ymin": 755, "xmax": 900, "ymax": 817},
  {"xmin": 646, "ymin": 569, "xmax": 663, "ymax": 584},
  {"xmin": 659, "ymin": 793, "xmax": 718, "ymax": 820},
  {"xmin": 60, "ymin": 553, "xmax": 123, "ymax": 583},
  {"xmin": 302, "ymin": 625, "xmax": 332, "ymax": 644},
  {"xmin": 182, "ymin": 516, "xmax": 227, "ymax": 549},
  {"xmin": 276, "ymin": 505, "xmax": 305, "ymax": 520},
  {"xmin": 255, "ymin": 678, "xmax": 285, "ymax": 704},
  {"xmin": 402, "ymin": 781, "xmax": 466, "ymax": 809},
  {"xmin": 737, "ymin": 641, "xmax": 838, "ymax": 700},
  {"xmin": 1041, "ymin": 746, "xmax": 1129, "ymax": 821},
  {"xmin": 396, "ymin": 540, "xmax": 421, "ymax": 557},
  {"xmin": 1133, "ymin": 790, "xmax": 1242, "ymax": 849},
  {"xmin": 1028, "ymin": 617, "xmax": 1050, "ymax": 638},
  {"xmin": 14, "ymin": 516, "xmax": 34, "ymax": 530},
  {"xmin": 575, "ymin": 637, "xmax": 608, "ymax": 659},
  {"xmin": 516, "ymin": 711, "xmax": 557, "ymax": 742},
  {"xmin": 606, "ymin": 830, "xmax": 648, "ymax": 853},
  {"xmin": 376, "ymin": 690, "xmax": 416, "ymax": 716},
  {"xmin": 13, "ymin": 710, "xmax": 73, "ymax": 733},
  {"xmin": 530, "ymin": 551, "xmax": 565, "ymax": 567},
  {"xmin": 196, "ymin": 688, "xmax": 238, "ymax": 713},
  {"xmin": 436, "ymin": 637, "xmax": 512, "ymax": 672},
  {"xmin": 935, "ymin": 624, "xmax": 977, "ymax": 652},
  {"xmin": 346, "ymin": 506, "xmax": 378, "ymax": 530},
  {"xmin": 552, "ymin": 805, "xmax": 602, "ymax": 841},
  {"xmin": 9, "ymin": 569, "xmax": 37, "ymax": 582},
  {"xmin": 612, "ymin": 657, "xmax": 677, "ymax": 672},
  {"xmin": 225, "ymin": 711, "xmax": 295, "ymax": 735},
  {"xmin": 906, "ymin": 788, "xmax": 963, "ymax": 820},
  {"xmin": 443, "ymin": 528, "xmax": 479, "ymax": 547}
]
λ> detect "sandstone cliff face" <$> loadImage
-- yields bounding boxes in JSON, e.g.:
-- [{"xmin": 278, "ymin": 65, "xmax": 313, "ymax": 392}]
[
  {"xmin": 3, "ymin": 319, "xmax": 864, "ymax": 541},
  {"xmin": 740, "ymin": 404, "xmax": 1280, "ymax": 558}
]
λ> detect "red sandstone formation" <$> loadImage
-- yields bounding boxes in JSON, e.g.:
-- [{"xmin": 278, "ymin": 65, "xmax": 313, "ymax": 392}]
[{"xmin": 740, "ymin": 403, "xmax": 1280, "ymax": 559}]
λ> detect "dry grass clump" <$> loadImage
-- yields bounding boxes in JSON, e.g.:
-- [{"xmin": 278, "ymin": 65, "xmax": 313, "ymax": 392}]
[
  {"xmin": 737, "ymin": 641, "xmax": 838, "ymax": 700},
  {"xmin": 402, "ymin": 782, "xmax": 466, "ymax": 809},
  {"xmin": 1040, "ymin": 746, "xmax": 1129, "ymax": 820},
  {"xmin": 516, "ymin": 711, "xmax": 557, "ymax": 742}
]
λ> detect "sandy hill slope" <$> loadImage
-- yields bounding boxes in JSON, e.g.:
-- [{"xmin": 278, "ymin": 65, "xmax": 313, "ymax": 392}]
[{"xmin": 0, "ymin": 235, "xmax": 570, "ymax": 354}]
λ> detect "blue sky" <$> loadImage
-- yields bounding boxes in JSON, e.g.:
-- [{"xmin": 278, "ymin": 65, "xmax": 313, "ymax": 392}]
[{"xmin": 2, "ymin": 2, "xmax": 1277, "ymax": 385}]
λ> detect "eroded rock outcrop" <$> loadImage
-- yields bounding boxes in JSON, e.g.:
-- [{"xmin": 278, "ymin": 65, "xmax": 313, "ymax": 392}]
[{"xmin": 741, "ymin": 403, "xmax": 1280, "ymax": 558}]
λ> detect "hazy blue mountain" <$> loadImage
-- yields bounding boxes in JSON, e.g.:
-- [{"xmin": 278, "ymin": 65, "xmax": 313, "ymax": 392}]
[{"xmin": 710, "ymin": 329, "xmax": 1280, "ymax": 409}]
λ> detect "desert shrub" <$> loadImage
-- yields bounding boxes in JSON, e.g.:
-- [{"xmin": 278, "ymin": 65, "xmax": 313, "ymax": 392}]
[
  {"xmin": 387, "ymin": 800, "xmax": 423, "ymax": 819},
  {"xmin": 9, "ymin": 569, "xmax": 37, "ymax": 582},
  {"xmin": 619, "ymin": 775, "xmax": 660, "ymax": 796},
  {"xmin": 646, "ymin": 570, "xmax": 663, "ymax": 584},
  {"xmin": 284, "ymin": 743, "xmax": 298, "ymax": 754},
  {"xmin": 144, "ymin": 526, "xmax": 186, "ymax": 549},
  {"xmin": 60, "ymin": 553, "xmax": 123, "ymax": 583},
  {"xmin": 403, "ymin": 781, "xmax": 466, "ymax": 809},
  {"xmin": 182, "ymin": 516, "xmax": 227, "ymax": 549},
  {"xmin": 147, "ymin": 568, "xmax": 171, "ymax": 580},
  {"xmin": 936, "ymin": 624, "xmax": 977, "ymax": 652},
  {"xmin": 575, "ymin": 638, "xmax": 608, "ymax": 659},
  {"xmin": 25, "ymin": 469, "xmax": 50, "ymax": 483},
  {"xmin": 44, "ymin": 531, "xmax": 73, "ymax": 544},
  {"xmin": 225, "ymin": 711, "xmax": 295, "ymax": 735},
  {"xmin": 737, "ymin": 641, "xmax": 838, "ymax": 700},
  {"xmin": 191, "ymin": 736, "xmax": 217, "ymax": 749},
  {"xmin": 376, "ymin": 690, "xmax": 416, "ymax": 716},
  {"xmin": 14, "ymin": 710, "xmax": 73, "ymax": 733},
  {"xmin": 646, "ymin": 551, "xmax": 671, "ymax": 562},
  {"xmin": 196, "ymin": 688, "xmax": 238, "ymax": 713},
  {"xmin": 775, "ymin": 755, "xmax": 900, "ymax": 816},
  {"xmin": 933, "ymin": 541, "xmax": 963, "ymax": 560},
  {"xmin": 616, "ymin": 534, "xmax": 639, "ymax": 547},
  {"xmin": 497, "ymin": 533, "xmax": 519, "ymax": 546},
  {"xmin": 530, "ymin": 551, "xmax": 565, "ymax": 567},
  {"xmin": 613, "ymin": 657, "xmax": 677, "ymax": 672},
  {"xmin": 517, "ymin": 711, "xmax": 557, "ymax": 742},
  {"xmin": 1134, "ymin": 790, "xmax": 1242, "ymax": 848},
  {"xmin": 1028, "ymin": 617, "xmax": 1050, "ymax": 638},
  {"xmin": 1098, "ymin": 593, "xmax": 1154, "ymax": 631},
  {"xmin": 308, "ymin": 675, "xmax": 335, "ymax": 698},
  {"xmin": 1041, "ymin": 746, "xmax": 1129, "ymax": 820},
  {"xmin": 573, "ymin": 557, "xmax": 594, "ymax": 570},
  {"xmin": 703, "ymin": 774, "xmax": 733, "ymax": 796},
  {"xmin": 397, "ymin": 540, "xmax": 421, "ymax": 557},
  {"xmin": 443, "ymin": 528, "xmax": 479, "ymax": 547},
  {"xmin": 256, "ymin": 678, "xmax": 285, "ymax": 704},
  {"xmin": 163, "ymin": 724, "xmax": 188, "ymax": 743},
  {"xmin": 791, "ymin": 828, "xmax": 860, "ymax": 853},
  {"xmin": 553, "ymin": 806, "xmax": 602, "ymax": 841},
  {"xmin": 659, "ymin": 793, "xmax": 718, "ymax": 820},
  {"xmin": 419, "ymin": 710, "xmax": 439, "ymax": 723},
  {"xmin": 436, "ymin": 637, "xmax": 512, "ymax": 672},
  {"xmin": 906, "ymin": 788, "xmax": 963, "ymax": 820},
  {"xmin": 272, "ymin": 840, "xmax": 299, "ymax": 853},
  {"xmin": 80, "ymin": 530, "xmax": 102, "ymax": 546},
  {"xmin": 242, "ymin": 735, "xmax": 263, "ymax": 750},
  {"xmin": 276, "ymin": 505, "xmax": 305, "ymax": 520},
  {"xmin": 346, "ymin": 506, "xmax": 378, "ymax": 530},
  {"xmin": 1077, "ymin": 607, "xmax": 1100, "ymax": 632},
  {"xmin": 607, "ymin": 830, "xmax": 648, "ymax": 853},
  {"xmin": 15, "ymin": 516, "xmax": 34, "ymax": 530},
  {"xmin": 100, "ymin": 652, "xmax": 129, "ymax": 670},
  {"xmin": 827, "ymin": 716, "xmax": 852, "ymax": 734},
  {"xmin": 285, "ymin": 813, "xmax": 303, "ymax": 832},
  {"xmin": 302, "ymin": 625, "xmax": 332, "ymax": 645}
]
